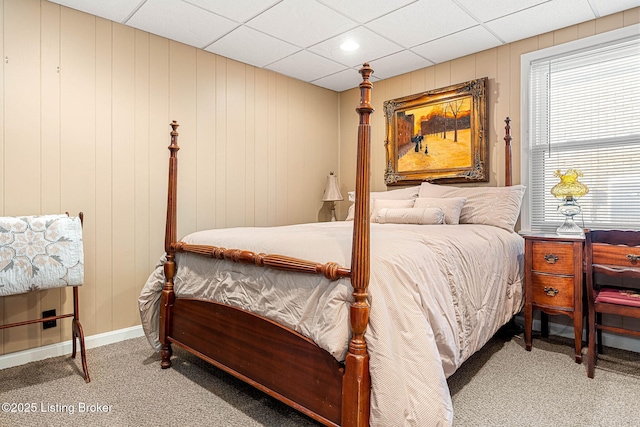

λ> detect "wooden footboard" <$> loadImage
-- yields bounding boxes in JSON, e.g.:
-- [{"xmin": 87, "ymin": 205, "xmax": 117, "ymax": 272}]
[{"xmin": 169, "ymin": 298, "xmax": 343, "ymax": 425}]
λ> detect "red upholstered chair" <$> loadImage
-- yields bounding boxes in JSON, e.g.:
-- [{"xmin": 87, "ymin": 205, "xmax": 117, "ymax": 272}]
[{"xmin": 585, "ymin": 230, "xmax": 640, "ymax": 378}]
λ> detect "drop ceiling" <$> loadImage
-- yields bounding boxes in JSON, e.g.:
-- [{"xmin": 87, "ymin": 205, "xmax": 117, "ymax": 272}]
[{"xmin": 48, "ymin": 0, "xmax": 639, "ymax": 92}]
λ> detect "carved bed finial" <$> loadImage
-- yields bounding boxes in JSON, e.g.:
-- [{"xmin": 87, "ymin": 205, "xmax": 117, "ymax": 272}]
[
  {"xmin": 504, "ymin": 117, "xmax": 512, "ymax": 147},
  {"xmin": 359, "ymin": 63, "xmax": 373, "ymax": 82},
  {"xmin": 169, "ymin": 120, "xmax": 180, "ymax": 152},
  {"xmin": 358, "ymin": 63, "xmax": 374, "ymax": 115}
]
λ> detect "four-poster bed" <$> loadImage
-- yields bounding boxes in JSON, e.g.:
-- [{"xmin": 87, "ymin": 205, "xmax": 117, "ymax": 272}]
[{"xmin": 139, "ymin": 64, "xmax": 525, "ymax": 426}]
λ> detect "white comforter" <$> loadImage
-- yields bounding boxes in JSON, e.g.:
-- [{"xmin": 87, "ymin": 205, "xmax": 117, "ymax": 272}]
[{"xmin": 139, "ymin": 221, "xmax": 524, "ymax": 426}]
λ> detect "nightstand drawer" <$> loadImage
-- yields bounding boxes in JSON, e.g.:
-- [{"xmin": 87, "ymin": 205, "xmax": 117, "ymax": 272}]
[
  {"xmin": 532, "ymin": 241, "xmax": 575, "ymax": 274},
  {"xmin": 531, "ymin": 273, "xmax": 574, "ymax": 308}
]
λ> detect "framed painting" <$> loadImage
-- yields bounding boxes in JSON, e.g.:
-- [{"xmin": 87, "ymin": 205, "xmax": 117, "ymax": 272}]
[{"xmin": 383, "ymin": 77, "xmax": 488, "ymax": 185}]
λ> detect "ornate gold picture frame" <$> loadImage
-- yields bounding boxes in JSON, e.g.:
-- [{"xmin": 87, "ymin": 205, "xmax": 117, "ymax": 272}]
[{"xmin": 384, "ymin": 78, "xmax": 488, "ymax": 185}]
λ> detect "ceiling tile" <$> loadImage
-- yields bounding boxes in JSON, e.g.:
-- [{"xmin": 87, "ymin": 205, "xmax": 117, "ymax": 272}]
[
  {"xmin": 411, "ymin": 25, "xmax": 503, "ymax": 63},
  {"xmin": 45, "ymin": 0, "xmax": 640, "ymax": 92},
  {"xmin": 454, "ymin": 0, "xmax": 547, "ymax": 22},
  {"xmin": 265, "ymin": 50, "xmax": 349, "ymax": 82},
  {"xmin": 312, "ymin": 68, "xmax": 380, "ymax": 92},
  {"xmin": 48, "ymin": 0, "xmax": 142, "ymax": 23},
  {"xmin": 246, "ymin": 0, "xmax": 358, "ymax": 48},
  {"xmin": 318, "ymin": 0, "xmax": 417, "ymax": 24},
  {"xmin": 368, "ymin": 50, "xmax": 434, "ymax": 80},
  {"xmin": 184, "ymin": 0, "xmax": 281, "ymax": 23},
  {"xmin": 486, "ymin": 0, "xmax": 597, "ymax": 43},
  {"xmin": 205, "ymin": 26, "xmax": 300, "ymax": 68},
  {"xmin": 587, "ymin": 0, "xmax": 640, "ymax": 17},
  {"xmin": 127, "ymin": 0, "xmax": 238, "ymax": 49},
  {"xmin": 308, "ymin": 26, "xmax": 404, "ymax": 67},
  {"xmin": 366, "ymin": 0, "xmax": 479, "ymax": 48}
]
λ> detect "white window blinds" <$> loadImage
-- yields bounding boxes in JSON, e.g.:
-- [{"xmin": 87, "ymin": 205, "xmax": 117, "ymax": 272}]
[{"xmin": 527, "ymin": 33, "xmax": 640, "ymax": 232}]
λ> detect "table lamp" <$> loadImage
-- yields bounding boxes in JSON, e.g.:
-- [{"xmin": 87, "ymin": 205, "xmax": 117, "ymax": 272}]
[
  {"xmin": 550, "ymin": 168, "xmax": 589, "ymax": 235},
  {"xmin": 322, "ymin": 172, "xmax": 343, "ymax": 222}
]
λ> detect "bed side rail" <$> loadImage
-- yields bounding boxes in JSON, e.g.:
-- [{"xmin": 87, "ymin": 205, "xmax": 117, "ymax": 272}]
[{"xmin": 173, "ymin": 242, "xmax": 350, "ymax": 281}]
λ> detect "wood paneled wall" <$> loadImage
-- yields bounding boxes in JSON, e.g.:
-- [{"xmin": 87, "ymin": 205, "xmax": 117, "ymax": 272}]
[
  {"xmin": 1, "ymin": 0, "xmax": 637, "ymax": 356},
  {"xmin": 0, "ymin": 0, "xmax": 340, "ymax": 355},
  {"xmin": 337, "ymin": 7, "xmax": 640, "ymax": 219}
]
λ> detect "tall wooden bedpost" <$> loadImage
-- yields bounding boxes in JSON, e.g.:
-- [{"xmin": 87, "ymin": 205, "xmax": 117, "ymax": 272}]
[
  {"xmin": 160, "ymin": 120, "xmax": 180, "ymax": 369},
  {"xmin": 504, "ymin": 117, "xmax": 512, "ymax": 187},
  {"xmin": 343, "ymin": 64, "xmax": 373, "ymax": 427}
]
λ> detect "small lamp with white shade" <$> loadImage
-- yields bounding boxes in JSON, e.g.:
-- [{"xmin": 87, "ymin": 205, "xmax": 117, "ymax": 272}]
[{"xmin": 322, "ymin": 172, "xmax": 343, "ymax": 222}]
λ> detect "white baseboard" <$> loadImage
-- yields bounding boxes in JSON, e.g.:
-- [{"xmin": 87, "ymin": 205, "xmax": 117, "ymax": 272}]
[
  {"xmin": 514, "ymin": 316, "xmax": 640, "ymax": 353},
  {"xmin": 0, "ymin": 325, "xmax": 145, "ymax": 370}
]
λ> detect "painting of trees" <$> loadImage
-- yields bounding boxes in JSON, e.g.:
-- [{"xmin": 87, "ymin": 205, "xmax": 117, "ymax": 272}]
[
  {"xmin": 447, "ymin": 99, "xmax": 465, "ymax": 142},
  {"xmin": 384, "ymin": 77, "xmax": 488, "ymax": 184}
]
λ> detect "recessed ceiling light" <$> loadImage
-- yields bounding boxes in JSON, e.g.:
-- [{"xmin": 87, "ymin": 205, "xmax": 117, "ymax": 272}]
[{"xmin": 340, "ymin": 40, "xmax": 359, "ymax": 51}]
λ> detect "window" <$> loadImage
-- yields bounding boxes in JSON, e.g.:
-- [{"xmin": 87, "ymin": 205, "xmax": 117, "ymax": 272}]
[{"xmin": 521, "ymin": 25, "xmax": 640, "ymax": 232}]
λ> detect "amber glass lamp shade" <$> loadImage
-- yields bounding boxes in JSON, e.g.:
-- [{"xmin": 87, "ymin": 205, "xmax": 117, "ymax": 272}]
[{"xmin": 550, "ymin": 169, "xmax": 589, "ymax": 235}]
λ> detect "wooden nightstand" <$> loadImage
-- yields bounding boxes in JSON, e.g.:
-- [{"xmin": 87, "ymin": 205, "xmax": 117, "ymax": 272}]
[{"xmin": 522, "ymin": 233, "xmax": 584, "ymax": 363}]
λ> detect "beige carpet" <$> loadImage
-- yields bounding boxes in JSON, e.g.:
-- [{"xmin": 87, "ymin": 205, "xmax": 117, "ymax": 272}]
[
  {"xmin": 0, "ymin": 330, "xmax": 638, "ymax": 426},
  {"xmin": 449, "ymin": 332, "xmax": 640, "ymax": 426}
]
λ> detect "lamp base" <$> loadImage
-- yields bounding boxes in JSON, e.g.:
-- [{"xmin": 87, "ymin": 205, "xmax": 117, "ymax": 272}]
[
  {"xmin": 330, "ymin": 203, "xmax": 337, "ymax": 222},
  {"xmin": 556, "ymin": 219, "xmax": 584, "ymax": 235},
  {"xmin": 556, "ymin": 198, "xmax": 583, "ymax": 236}
]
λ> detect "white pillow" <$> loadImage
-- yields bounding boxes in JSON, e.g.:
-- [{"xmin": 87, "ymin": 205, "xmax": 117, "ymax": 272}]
[
  {"xmin": 346, "ymin": 199, "xmax": 416, "ymax": 221},
  {"xmin": 371, "ymin": 199, "xmax": 415, "ymax": 222},
  {"xmin": 413, "ymin": 197, "xmax": 466, "ymax": 225},
  {"xmin": 376, "ymin": 207, "xmax": 444, "ymax": 225},
  {"xmin": 417, "ymin": 182, "xmax": 452, "ymax": 198},
  {"xmin": 345, "ymin": 186, "xmax": 419, "ymax": 221},
  {"xmin": 347, "ymin": 185, "xmax": 419, "ymax": 202},
  {"xmin": 418, "ymin": 182, "xmax": 526, "ymax": 231}
]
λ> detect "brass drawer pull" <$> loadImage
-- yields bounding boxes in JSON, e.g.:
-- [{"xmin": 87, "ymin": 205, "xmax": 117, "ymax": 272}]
[
  {"xmin": 627, "ymin": 254, "xmax": 639, "ymax": 263},
  {"xmin": 543, "ymin": 287, "xmax": 559, "ymax": 297},
  {"xmin": 544, "ymin": 253, "xmax": 559, "ymax": 264}
]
